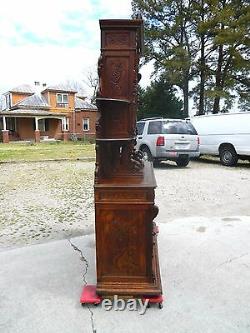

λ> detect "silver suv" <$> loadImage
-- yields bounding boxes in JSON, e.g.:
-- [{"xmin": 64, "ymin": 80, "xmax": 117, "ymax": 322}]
[{"xmin": 136, "ymin": 118, "xmax": 200, "ymax": 167}]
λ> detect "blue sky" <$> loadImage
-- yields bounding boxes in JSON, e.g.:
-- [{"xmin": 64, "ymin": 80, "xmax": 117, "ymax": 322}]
[{"xmin": 0, "ymin": 0, "xmax": 152, "ymax": 96}]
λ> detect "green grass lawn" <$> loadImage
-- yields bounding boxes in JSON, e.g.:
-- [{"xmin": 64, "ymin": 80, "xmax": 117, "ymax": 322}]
[{"xmin": 0, "ymin": 141, "xmax": 96, "ymax": 162}]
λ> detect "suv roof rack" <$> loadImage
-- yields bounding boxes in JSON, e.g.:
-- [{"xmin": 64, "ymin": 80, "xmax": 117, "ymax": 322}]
[{"xmin": 139, "ymin": 117, "xmax": 164, "ymax": 121}]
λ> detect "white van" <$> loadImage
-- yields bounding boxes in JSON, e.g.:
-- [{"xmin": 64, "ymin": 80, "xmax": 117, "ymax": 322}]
[{"xmin": 189, "ymin": 112, "xmax": 250, "ymax": 166}]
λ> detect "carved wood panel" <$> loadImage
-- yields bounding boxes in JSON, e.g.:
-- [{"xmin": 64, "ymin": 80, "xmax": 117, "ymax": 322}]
[
  {"xmin": 100, "ymin": 107, "xmax": 134, "ymax": 139},
  {"xmin": 96, "ymin": 205, "xmax": 152, "ymax": 278},
  {"xmin": 102, "ymin": 55, "xmax": 131, "ymax": 100},
  {"xmin": 104, "ymin": 31, "xmax": 132, "ymax": 49},
  {"xmin": 95, "ymin": 189, "xmax": 153, "ymax": 203}
]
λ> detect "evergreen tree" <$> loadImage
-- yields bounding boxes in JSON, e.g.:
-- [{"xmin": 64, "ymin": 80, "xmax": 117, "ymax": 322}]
[
  {"xmin": 191, "ymin": 0, "xmax": 215, "ymax": 114},
  {"xmin": 192, "ymin": 0, "xmax": 250, "ymax": 113},
  {"xmin": 132, "ymin": 0, "xmax": 196, "ymax": 117},
  {"xmin": 208, "ymin": 0, "xmax": 249, "ymax": 113},
  {"xmin": 137, "ymin": 77, "xmax": 183, "ymax": 120},
  {"xmin": 132, "ymin": 0, "xmax": 249, "ymax": 114}
]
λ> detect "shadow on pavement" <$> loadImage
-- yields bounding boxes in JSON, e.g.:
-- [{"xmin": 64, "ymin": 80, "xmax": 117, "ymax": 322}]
[
  {"xmin": 194, "ymin": 156, "xmax": 250, "ymax": 168},
  {"xmin": 153, "ymin": 161, "xmax": 191, "ymax": 170},
  {"xmin": 152, "ymin": 157, "xmax": 250, "ymax": 169}
]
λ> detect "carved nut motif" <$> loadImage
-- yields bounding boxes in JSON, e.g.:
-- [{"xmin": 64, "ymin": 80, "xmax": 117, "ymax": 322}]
[
  {"xmin": 106, "ymin": 33, "xmax": 129, "ymax": 46},
  {"xmin": 110, "ymin": 62, "xmax": 123, "ymax": 94}
]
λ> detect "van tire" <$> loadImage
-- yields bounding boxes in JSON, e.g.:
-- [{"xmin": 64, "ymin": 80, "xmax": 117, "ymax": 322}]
[
  {"xmin": 219, "ymin": 145, "xmax": 238, "ymax": 166},
  {"xmin": 176, "ymin": 156, "xmax": 190, "ymax": 167},
  {"xmin": 140, "ymin": 146, "xmax": 153, "ymax": 162}
]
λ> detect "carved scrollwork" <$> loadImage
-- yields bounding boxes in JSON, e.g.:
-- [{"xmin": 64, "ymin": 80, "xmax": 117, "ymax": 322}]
[
  {"xmin": 97, "ymin": 55, "xmax": 103, "ymax": 97},
  {"xmin": 110, "ymin": 62, "xmax": 123, "ymax": 94},
  {"xmin": 95, "ymin": 120, "xmax": 102, "ymax": 136},
  {"xmin": 130, "ymin": 149, "xmax": 144, "ymax": 171},
  {"xmin": 152, "ymin": 205, "xmax": 159, "ymax": 220},
  {"xmin": 95, "ymin": 143, "xmax": 100, "ymax": 180}
]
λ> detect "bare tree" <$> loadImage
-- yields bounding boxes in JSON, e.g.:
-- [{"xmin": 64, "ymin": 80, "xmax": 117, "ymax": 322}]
[
  {"xmin": 82, "ymin": 66, "xmax": 99, "ymax": 103},
  {"xmin": 64, "ymin": 79, "xmax": 86, "ymax": 97}
]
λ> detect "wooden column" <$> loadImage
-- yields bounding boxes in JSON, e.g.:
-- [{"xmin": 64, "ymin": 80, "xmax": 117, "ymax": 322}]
[
  {"xmin": 94, "ymin": 19, "xmax": 162, "ymax": 297},
  {"xmin": 62, "ymin": 118, "xmax": 69, "ymax": 141},
  {"xmin": 34, "ymin": 117, "xmax": 40, "ymax": 143}
]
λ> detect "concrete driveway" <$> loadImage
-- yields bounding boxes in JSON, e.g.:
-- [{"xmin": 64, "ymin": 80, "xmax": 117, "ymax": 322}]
[{"xmin": 0, "ymin": 159, "xmax": 250, "ymax": 333}]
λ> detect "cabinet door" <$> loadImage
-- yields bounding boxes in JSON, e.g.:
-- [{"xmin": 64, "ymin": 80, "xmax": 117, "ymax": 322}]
[{"xmin": 95, "ymin": 204, "xmax": 153, "ymax": 281}]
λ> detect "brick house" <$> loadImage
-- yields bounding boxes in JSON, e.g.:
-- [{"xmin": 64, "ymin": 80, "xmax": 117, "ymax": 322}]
[{"xmin": 0, "ymin": 83, "xmax": 98, "ymax": 143}]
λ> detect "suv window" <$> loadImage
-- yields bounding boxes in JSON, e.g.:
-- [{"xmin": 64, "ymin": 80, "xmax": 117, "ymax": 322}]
[
  {"xmin": 147, "ymin": 121, "xmax": 162, "ymax": 134},
  {"xmin": 162, "ymin": 121, "xmax": 197, "ymax": 135},
  {"xmin": 146, "ymin": 120, "xmax": 197, "ymax": 135},
  {"xmin": 136, "ymin": 122, "xmax": 145, "ymax": 135}
]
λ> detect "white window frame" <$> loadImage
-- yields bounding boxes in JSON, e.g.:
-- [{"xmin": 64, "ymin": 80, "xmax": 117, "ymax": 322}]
[
  {"xmin": 6, "ymin": 117, "xmax": 16, "ymax": 131},
  {"xmin": 1, "ymin": 96, "xmax": 6, "ymax": 110},
  {"xmin": 38, "ymin": 119, "xmax": 46, "ymax": 132},
  {"xmin": 5, "ymin": 94, "xmax": 12, "ymax": 110},
  {"xmin": 56, "ymin": 93, "xmax": 68, "ymax": 106},
  {"xmin": 38, "ymin": 119, "xmax": 49, "ymax": 132},
  {"xmin": 61, "ymin": 118, "xmax": 69, "ymax": 131},
  {"xmin": 83, "ymin": 118, "xmax": 90, "ymax": 131}
]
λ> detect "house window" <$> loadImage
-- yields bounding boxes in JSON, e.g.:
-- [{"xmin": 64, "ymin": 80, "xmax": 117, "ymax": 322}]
[
  {"xmin": 56, "ymin": 93, "xmax": 68, "ymax": 107},
  {"xmin": 6, "ymin": 118, "xmax": 16, "ymax": 131},
  {"xmin": 5, "ymin": 94, "xmax": 12, "ymax": 109},
  {"xmin": 61, "ymin": 118, "xmax": 69, "ymax": 131},
  {"xmin": 83, "ymin": 118, "xmax": 89, "ymax": 131},
  {"xmin": 1, "ymin": 96, "xmax": 6, "ymax": 110},
  {"xmin": 38, "ymin": 119, "xmax": 49, "ymax": 132},
  {"xmin": 65, "ymin": 118, "xmax": 69, "ymax": 130}
]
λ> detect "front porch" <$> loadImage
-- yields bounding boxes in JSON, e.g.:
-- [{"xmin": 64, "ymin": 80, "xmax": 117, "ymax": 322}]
[{"xmin": 0, "ymin": 114, "xmax": 70, "ymax": 143}]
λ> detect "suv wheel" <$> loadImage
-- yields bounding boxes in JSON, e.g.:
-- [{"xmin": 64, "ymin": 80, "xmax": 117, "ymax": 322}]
[
  {"xmin": 219, "ymin": 146, "xmax": 238, "ymax": 166},
  {"xmin": 153, "ymin": 159, "xmax": 161, "ymax": 167},
  {"xmin": 176, "ymin": 156, "xmax": 190, "ymax": 167},
  {"xmin": 140, "ymin": 146, "xmax": 153, "ymax": 162}
]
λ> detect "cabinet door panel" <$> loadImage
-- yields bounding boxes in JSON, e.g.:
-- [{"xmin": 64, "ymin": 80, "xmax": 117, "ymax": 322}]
[{"xmin": 96, "ymin": 205, "xmax": 152, "ymax": 279}]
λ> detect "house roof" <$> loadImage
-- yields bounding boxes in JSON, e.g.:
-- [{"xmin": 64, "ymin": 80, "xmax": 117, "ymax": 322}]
[
  {"xmin": 1, "ymin": 109, "xmax": 67, "ymax": 117},
  {"xmin": 42, "ymin": 84, "xmax": 77, "ymax": 93},
  {"xmin": 75, "ymin": 97, "xmax": 97, "ymax": 110},
  {"xmin": 8, "ymin": 84, "xmax": 35, "ymax": 94},
  {"xmin": 12, "ymin": 94, "xmax": 50, "ymax": 109},
  {"xmin": 76, "ymin": 93, "xmax": 87, "ymax": 99}
]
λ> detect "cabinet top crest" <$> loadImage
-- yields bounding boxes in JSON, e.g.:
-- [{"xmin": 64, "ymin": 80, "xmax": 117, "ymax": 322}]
[{"xmin": 99, "ymin": 19, "xmax": 144, "ymax": 54}]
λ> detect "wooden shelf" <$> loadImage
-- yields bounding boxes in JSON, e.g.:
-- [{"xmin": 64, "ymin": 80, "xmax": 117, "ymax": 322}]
[
  {"xmin": 96, "ymin": 137, "xmax": 136, "ymax": 142},
  {"xmin": 96, "ymin": 97, "xmax": 130, "ymax": 104}
]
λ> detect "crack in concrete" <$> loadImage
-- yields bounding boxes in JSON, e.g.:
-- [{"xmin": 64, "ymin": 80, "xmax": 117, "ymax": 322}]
[
  {"xmin": 216, "ymin": 253, "xmax": 249, "ymax": 268},
  {"xmin": 68, "ymin": 239, "xmax": 97, "ymax": 333}
]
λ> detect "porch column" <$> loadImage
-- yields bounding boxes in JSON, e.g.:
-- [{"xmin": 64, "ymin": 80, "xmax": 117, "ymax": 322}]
[
  {"xmin": 34, "ymin": 117, "xmax": 40, "ymax": 143},
  {"xmin": 62, "ymin": 118, "xmax": 69, "ymax": 142},
  {"xmin": 2, "ymin": 116, "xmax": 9, "ymax": 143}
]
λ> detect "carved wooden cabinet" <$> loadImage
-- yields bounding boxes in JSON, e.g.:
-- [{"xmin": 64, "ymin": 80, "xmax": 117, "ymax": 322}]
[{"xmin": 95, "ymin": 19, "xmax": 162, "ymax": 297}]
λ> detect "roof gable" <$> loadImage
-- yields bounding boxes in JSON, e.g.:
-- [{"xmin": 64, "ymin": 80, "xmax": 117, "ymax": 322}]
[
  {"xmin": 13, "ymin": 94, "xmax": 49, "ymax": 109},
  {"xmin": 8, "ymin": 84, "xmax": 34, "ymax": 94},
  {"xmin": 42, "ymin": 84, "xmax": 77, "ymax": 93}
]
